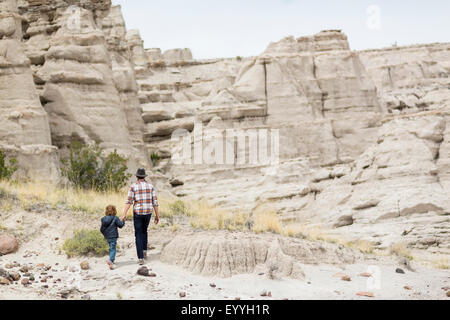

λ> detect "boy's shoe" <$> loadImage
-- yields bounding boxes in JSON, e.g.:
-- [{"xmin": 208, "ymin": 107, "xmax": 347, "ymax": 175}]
[
  {"xmin": 107, "ymin": 261, "xmax": 115, "ymax": 270},
  {"xmin": 143, "ymin": 251, "xmax": 147, "ymax": 260},
  {"xmin": 138, "ymin": 259, "xmax": 144, "ymax": 265}
]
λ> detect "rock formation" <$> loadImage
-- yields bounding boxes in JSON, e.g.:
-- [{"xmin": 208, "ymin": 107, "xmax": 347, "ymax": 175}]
[
  {"xmin": 132, "ymin": 30, "xmax": 449, "ymax": 254},
  {"xmin": 0, "ymin": 0, "xmax": 59, "ymax": 181},
  {"xmin": 160, "ymin": 232, "xmax": 360, "ymax": 278},
  {"xmin": 0, "ymin": 1, "xmax": 448, "ymax": 255}
]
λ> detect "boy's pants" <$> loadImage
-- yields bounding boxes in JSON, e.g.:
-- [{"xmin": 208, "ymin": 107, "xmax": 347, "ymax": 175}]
[
  {"xmin": 107, "ymin": 238, "xmax": 117, "ymax": 263},
  {"xmin": 133, "ymin": 213, "xmax": 152, "ymax": 259}
]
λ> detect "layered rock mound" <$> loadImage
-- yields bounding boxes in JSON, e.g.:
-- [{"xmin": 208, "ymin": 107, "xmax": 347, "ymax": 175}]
[{"xmin": 160, "ymin": 232, "xmax": 360, "ymax": 278}]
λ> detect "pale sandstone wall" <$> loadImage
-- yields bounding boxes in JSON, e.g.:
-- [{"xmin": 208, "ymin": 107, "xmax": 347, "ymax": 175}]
[
  {"xmin": 0, "ymin": 0, "xmax": 59, "ymax": 181},
  {"xmin": 16, "ymin": 0, "xmax": 149, "ymax": 173}
]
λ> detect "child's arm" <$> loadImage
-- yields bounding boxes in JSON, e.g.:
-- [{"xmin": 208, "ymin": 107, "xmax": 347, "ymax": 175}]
[
  {"xmin": 116, "ymin": 216, "xmax": 125, "ymax": 228},
  {"xmin": 100, "ymin": 217, "xmax": 107, "ymax": 234}
]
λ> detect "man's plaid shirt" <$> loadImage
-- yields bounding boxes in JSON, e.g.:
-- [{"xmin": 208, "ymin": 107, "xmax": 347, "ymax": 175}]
[{"xmin": 126, "ymin": 179, "xmax": 158, "ymax": 215}]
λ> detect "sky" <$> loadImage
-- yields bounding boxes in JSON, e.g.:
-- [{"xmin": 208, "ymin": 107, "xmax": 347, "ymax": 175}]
[{"xmin": 112, "ymin": 0, "xmax": 450, "ymax": 59}]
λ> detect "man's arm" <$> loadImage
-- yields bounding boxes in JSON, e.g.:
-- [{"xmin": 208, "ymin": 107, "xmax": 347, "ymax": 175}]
[
  {"xmin": 122, "ymin": 186, "xmax": 134, "ymax": 221},
  {"xmin": 152, "ymin": 187, "xmax": 159, "ymax": 225},
  {"xmin": 154, "ymin": 206, "xmax": 159, "ymax": 225},
  {"xmin": 122, "ymin": 203, "xmax": 131, "ymax": 221}
]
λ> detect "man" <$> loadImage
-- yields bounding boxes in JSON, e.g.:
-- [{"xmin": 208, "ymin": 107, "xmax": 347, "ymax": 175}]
[{"xmin": 122, "ymin": 168, "xmax": 159, "ymax": 265}]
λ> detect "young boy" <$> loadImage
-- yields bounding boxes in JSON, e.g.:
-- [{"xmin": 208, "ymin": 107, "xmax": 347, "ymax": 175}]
[{"xmin": 100, "ymin": 205, "xmax": 125, "ymax": 270}]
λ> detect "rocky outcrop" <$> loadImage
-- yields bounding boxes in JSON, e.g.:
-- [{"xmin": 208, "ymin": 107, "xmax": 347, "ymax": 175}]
[
  {"xmin": 0, "ymin": 234, "xmax": 18, "ymax": 255},
  {"xmin": 16, "ymin": 0, "xmax": 149, "ymax": 170},
  {"xmin": 1, "ymin": 1, "xmax": 449, "ymax": 255},
  {"xmin": 0, "ymin": 0, "xmax": 59, "ymax": 181},
  {"xmin": 160, "ymin": 232, "xmax": 360, "ymax": 278},
  {"xmin": 98, "ymin": 5, "xmax": 148, "ymax": 167},
  {"xmin": 134, "ymin": 30, "xmax": 449, "ymax": 253}
]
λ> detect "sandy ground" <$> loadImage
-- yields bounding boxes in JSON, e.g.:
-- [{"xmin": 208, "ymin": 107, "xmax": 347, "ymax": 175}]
[{"xmin": 0, "ymin": 206, "xmax": 449, "ymax": 300}]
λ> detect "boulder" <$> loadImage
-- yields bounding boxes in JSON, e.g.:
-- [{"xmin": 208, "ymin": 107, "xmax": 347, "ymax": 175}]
[{"xmin": 0, "ymin": 235, "xmax": 18, "ymax": 255}]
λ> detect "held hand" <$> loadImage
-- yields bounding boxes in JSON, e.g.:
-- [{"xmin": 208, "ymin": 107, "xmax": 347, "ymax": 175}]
[{"xmin": 154, "ymin": 215, "xmax": 159, "ymax": 225}]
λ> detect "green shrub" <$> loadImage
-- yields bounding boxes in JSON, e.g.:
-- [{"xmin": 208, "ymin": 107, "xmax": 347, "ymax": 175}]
[
  {"xmin": 150, "ymin": 153, "xmax": 160, "ymax": 167},
  {"xmin": 62, "ymin": 229, "xmax": 109, "ymax": 258},
  {"xmin": 95, "ymin": 150, "xmax": 131, "ymax": 192},
  {"xmin": 0, "ymin": 150, "xmax": 17, "ymax": 181},
  {"xmin": 61, "ymin": 142, "xmax": 131, "ymax": 192}
]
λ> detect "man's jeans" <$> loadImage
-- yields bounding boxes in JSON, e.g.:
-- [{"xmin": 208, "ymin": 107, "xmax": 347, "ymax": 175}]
[
  {"xmin": 133, "ymin": 213, "xmax": 151, "ymax": 260},
  {"xmin": 107, "ymin": 239, "xmax": 117, "ymax": 263}
]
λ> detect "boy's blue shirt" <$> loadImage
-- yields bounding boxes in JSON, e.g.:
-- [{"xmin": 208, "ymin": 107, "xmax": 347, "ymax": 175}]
[{"xmin": 100, "ymin": 215, "xmax": 125, "ymax": 240}]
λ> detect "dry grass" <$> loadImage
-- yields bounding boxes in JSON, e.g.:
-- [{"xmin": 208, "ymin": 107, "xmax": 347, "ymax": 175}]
[
  {"xmin": 389, "ymin": 242, "xmax": 414, "ymax": 260},
  {"xmin": 344, "ymin": 239, "xmax": 375, "ymax": 254},
  {"xmin": 431, "ymin": 256, "xmax": 449, "ymax": 270},
  {"xmin": 252, "ymin": 208, "xmax": 282, "ymax": 234},
  {"xmin": 187, "ymin": 199, "xmax": 250, "ymax": 231},
  {"xmin": 0, "ymin": 180, "xmax": 128, "ymax": 217}
]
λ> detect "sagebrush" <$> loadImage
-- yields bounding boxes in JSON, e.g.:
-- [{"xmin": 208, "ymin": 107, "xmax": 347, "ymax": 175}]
[
  {"xmin": 0, "ymin": 150, "xmax": 17, "ymax": 181},
  {"xmin": 62, "ymin": 229, "xmax": 109, "ymax": 257}
]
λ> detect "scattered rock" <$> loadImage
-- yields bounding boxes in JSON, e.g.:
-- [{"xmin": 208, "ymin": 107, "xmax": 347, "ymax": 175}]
[
  {"xmin": 179, "ymin": 292, "xmax": 186, "ymax": 298},
  {"xmin": 23, "ymin": 273, "xmax": 34, "ymax": 281},
  {"xmin": 21, "ymin": 278, "xmax": 30, "ymax": 286},
  {"xmin": 81, "ymin": 294, "xmax": 91, "ymax": 300},
  {"xmin": 0, "ymin": 268, "xmax": 7, "ymax": 277},
  {"xmin": 210, "ymin": 283, "xmax": 216, "ymax": 288},
  {"xmin": 268, "ymin": 291, "xmax": 272, "ymax": 297},
  {"xmin": 396, "ymin": 268, "xmax": 405, "ymax": 274},
  {"xmin": 235, "ymin": 297, "xmax": 241, "ymax": 300},
  {"xmin": 0, "ymin": 277, "xmax": 10, "ymax": 285},
  {"xmin": 5, "ymin": 264, "xmax": 13, "ymax": 269},
  {"xmin": 19, "ymin": 265, "xmax": 29, "ymax": 273},
  {"xmin": 80, "ymin": 261, "xmax": 89, "ymax": 270},
  {"xmin": 260, "ymin": 290, "xmax": 267, "ymax": 297},
  {"xmin": 0, "ymin": 235, "xmax": 19, "ymax": 255},
  {"xmin": 11, "ymin": 273, "xmax": 20, "ymax": 281},
  {"xmin": 404, "ymin": 286, "xmax": 412, "ymax": 290},
  {"xmin": 446, "ymin": 291, "xmax": 450, "ymax": 298},
  {"xmin": 149, "ymin": 272, "xmax": 157, "ymax": 277},
  {"xmin": 341, "ymin": 275, "xmax": 351, "ymax": 281},
  {"xmin": 356, "ymin": 292, "xmax": 375, "ymax": 298},
  {"xmin": 137, "ymin": 266, "xmax": 150, "ymax": 277},
  {"xmin": 41, "ymin": 277, "xmax": 47, "ymax": 283},
  {"xmin": 360, "ymin": 273, "xmax": 372, "ymax": 277}
]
